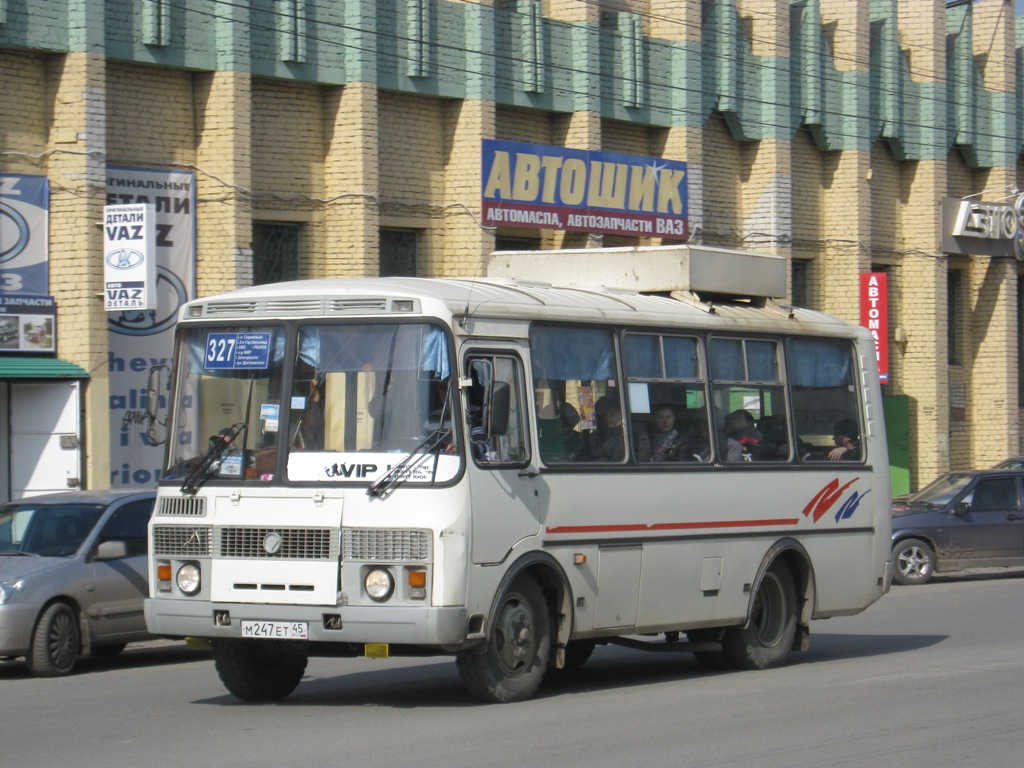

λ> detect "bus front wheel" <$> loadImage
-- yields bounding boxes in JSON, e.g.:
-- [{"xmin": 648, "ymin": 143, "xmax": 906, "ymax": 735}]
[
  {"xmin": 456, "ymin": 576, "xmax": 552, "ymax": 703},
  {"xmin": 722, "ymin": 563, "xmax": 798, "ymax": 670},
  {"xmin": 211, "ymin": 639, "xmax": 308, "ymax": 701}
]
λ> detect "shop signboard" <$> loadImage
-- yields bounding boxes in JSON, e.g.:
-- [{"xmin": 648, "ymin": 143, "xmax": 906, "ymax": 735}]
[
  {"xmin": 861, "ymin": 272, "xmax": 889, "ymax": 384},
  {"xmin": 0, "ymin": 174, "xmax": 49, "ymax": 296},
  {"xmin": 106, "ymin": 167, "xmax": 195, "ymax": 488},
  {"xmin": 481, "ymin": 139, "xmax": 688, "ymax": 239}
]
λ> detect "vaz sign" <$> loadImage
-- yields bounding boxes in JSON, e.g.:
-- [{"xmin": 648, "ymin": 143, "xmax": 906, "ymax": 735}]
[{"xmin": 103, "ymin": 204, "xmax": 156, "ymax": 311}]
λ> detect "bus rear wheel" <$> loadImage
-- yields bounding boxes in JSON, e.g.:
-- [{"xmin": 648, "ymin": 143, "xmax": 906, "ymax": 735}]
[
  {"xmin": 211, "ymin": 639, "xmax": 308, "ymax": 701},
  {"xmin": 456, "ymin": 576, "xmax": 552, "ymax": 703},
  {"xmin": 722, "ymin": 563, "xmax": 798, "ymax": 670}
]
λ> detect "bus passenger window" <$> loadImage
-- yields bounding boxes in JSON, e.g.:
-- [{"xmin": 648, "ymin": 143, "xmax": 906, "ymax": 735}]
[
  {"xmin": 788, "ymin": 338, "xmax": 863, "ymax": 462},
  {"xmin": 530, "ymin": 325, "xmax": 621, "ymax": 464}
]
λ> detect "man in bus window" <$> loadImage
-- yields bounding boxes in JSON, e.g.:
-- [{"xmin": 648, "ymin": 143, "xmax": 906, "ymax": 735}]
[
  {"xmin": 828, "ymin": 418, "xmax": 860, "ymax": 461},
  {"xmin": 585, "ymin": 396, "xmax": 625, "ymax": 460}
]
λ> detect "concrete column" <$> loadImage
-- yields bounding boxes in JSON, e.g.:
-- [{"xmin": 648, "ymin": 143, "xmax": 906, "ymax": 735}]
[
  {"xmin": 962, "ymin": 0, "xmax": 1018, "ymax": 466},
  {"xmin": 322, "ymin": 82, "xmax": 380, "ymax": 277},
  {"xmin": 46, "ymin": 51, "xmax": 110, "ymax": 489},
  {"xmin": 193, "ymin": 70, "xmax": 253, "ymax": 296},
  {"xmin": 650, "ymin": 0, "xmax": 702, "ymax": 245},
  {"xmin": 440, "ymin": 99, "xmax": 496, "ymax": 277},
  {"xmin": 892, "ymin": 1, "xmax": 949, "ymax": 484}
]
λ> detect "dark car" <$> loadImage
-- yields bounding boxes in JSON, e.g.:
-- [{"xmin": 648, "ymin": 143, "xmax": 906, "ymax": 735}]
[
  {"xmin": 0, "ymin": 490, "xmax": 156, "ymax": 676},
  {"xmin": 891, "ymin": 470, "xmax": 1024, "ymax": 585},
  {"xmin": 993, "ymin": 458, "xmax": 1024, "ymax": 470}
]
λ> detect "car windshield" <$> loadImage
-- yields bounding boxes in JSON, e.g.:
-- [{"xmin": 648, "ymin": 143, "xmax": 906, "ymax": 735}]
[
  {"xmin": 0, "ymin": 503, "xmax": 105, "ymax": 557},
  {"xmin": 908, "ymin": 473, "xmax": 974, "ymax": 506}
]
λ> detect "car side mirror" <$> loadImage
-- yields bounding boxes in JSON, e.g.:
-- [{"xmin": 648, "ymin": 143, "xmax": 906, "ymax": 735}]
[
  {"xmin": 146, "ymin": 365, "xmax": 169, "ymax": 446},
  {"xmin": 95, "ymin": 540, "xmax": 129, "ymax": 560},
  {"xmin": 953, "ymin": 500, "xmax": 970, "ymax": 515}
]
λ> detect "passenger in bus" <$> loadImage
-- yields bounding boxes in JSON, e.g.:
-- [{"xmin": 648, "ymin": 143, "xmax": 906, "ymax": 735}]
[
  {"xmin": 585, "ymin": 396, "xmax": 625, "ymax": 460},
  {"xmin": 726, "ymin": 409, "xmax": 767, "ymax": 459},
  {"xmin": 644, "ymin": 404, "xmax": 683, "ymax": 462},
  {"xmin": 828, "ymin": 418, "xmax": 861, "ymax": 461},
  {"xmin": 695, "ymin": 411, "xmax": 744, "ymax": 462}
]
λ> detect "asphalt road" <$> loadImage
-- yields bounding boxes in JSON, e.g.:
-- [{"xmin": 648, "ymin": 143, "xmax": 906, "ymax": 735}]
[{"xmin": 2, "ymin": 569, "xmax": 1022, "ymax": 768}]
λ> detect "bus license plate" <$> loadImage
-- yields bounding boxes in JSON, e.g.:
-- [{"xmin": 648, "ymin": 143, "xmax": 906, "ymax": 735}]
[{"xmin": 240, "ymin": 621, "xmax": 308, "ymax": 640}]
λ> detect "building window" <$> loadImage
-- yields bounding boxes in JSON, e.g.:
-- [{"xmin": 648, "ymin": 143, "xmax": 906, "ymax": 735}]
[
  {"xmin": 948, "ymin": 270, "xmax": 962, "ymax": 365},
  {"xmin": 380, "ymin": 228, "xmax": 419, "ymax": 276},
  {"xmin": 791, "ymin": 259, "xmax": 809, "ymax": 308},
  {"xmin": 494, "ymin": 237, "xmax": 540, "ymax": 251},
  {"xmin": 252, "ymin": 222, "xmax": 300, "ymax": 285}
]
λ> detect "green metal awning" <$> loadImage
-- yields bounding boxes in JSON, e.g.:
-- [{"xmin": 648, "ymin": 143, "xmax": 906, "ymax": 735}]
[{"xmin": 0, "ymin": 357, "xmax": 89, "ymax": 379}]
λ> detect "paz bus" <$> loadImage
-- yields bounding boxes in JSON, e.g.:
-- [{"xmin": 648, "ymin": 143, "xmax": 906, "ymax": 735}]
[{"xmin": 144, "ymin": 245, "xmax": 892, "ymax": 703}]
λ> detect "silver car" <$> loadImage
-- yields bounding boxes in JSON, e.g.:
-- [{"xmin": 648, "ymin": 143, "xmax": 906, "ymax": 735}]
[{"xmin": 0, "ymin": 490, "xmax": 156, "ymax": 676}]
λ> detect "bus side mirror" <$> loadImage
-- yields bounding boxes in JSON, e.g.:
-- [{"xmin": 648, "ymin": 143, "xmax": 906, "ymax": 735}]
[
  {"xmin": 146, "ymin": 365, "xmax": 168, "ymax": 446},
  {"xmin": 487, "ymin": 382, "xmax": 511, "ymax": 437}
]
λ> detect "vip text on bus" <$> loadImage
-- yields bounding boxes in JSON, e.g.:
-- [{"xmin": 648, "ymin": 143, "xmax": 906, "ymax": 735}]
[{"xmin": 144, "ymin": 245, "xmax": 893, "ymax": 704}]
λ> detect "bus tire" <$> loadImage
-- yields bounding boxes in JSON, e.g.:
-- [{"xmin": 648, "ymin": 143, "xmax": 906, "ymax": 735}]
[
  {"xmin": 892, "ymin": 538, "xmax": 934, "ymax": 585},
  {"xmin": 211, "ymin": 639, "xmax": 308, "ymax": 702},
  {"xmin": 456, "ymin": 576, "xmax": 552, "ymax": 703},
  {"xmin": 722, "ymin": 563, "xmax": 797, "ymax": 670}
]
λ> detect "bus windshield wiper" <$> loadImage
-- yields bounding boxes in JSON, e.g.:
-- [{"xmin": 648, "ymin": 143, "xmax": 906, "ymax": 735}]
[
  {"xmin": 181, "ymin": 421, "xmax": 248, "ymax": 495},
  {"xmin": 366, "ymin": 426, "xmax": 451, "ymax": 499}
]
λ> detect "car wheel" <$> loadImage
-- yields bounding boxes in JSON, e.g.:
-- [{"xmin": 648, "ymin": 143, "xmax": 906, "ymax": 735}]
[
  {"xmin": 456, "ymin": 576, "xmax": 552, "ymax": 703},
  {"xmin": 892, "ymin": 538, "xmax": 935, "ymax": 585},
  {"xmin": 28, "ymin": 602, "xmax": 80, "ymax": 677},
  {"xmin": 211, "ymin": 640, "xmax": 308, "ymax": 701},
  {"xmin": 722, "ymin": 563, "xmax": 798, "ymax": 670}
]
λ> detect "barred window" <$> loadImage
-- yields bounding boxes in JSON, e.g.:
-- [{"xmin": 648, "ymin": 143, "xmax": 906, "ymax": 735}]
[{"xmin": 252, "ymin": 222, "xmax": 300, "ymax": 285}]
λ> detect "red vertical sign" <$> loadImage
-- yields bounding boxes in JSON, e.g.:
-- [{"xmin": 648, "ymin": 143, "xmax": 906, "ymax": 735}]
[{"xmin": 860, "ymin": 273, "xmax": 889, "ymax": 383}]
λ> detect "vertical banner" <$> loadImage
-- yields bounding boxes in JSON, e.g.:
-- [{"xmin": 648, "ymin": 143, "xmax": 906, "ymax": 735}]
[
  {"xmin": 106, "ymin": 167, "xmax": 195, "ymax": 487},
  {"xmin": 860, "ymin": 272, "xmax": 889, "ymax": 384},
  {"xmin": 0, "ymin": 174, "xmax": 49, "ymax": 296},
  {"xmin": 103, "ymin": 204, "xmax": 157, "ymax": 311}
]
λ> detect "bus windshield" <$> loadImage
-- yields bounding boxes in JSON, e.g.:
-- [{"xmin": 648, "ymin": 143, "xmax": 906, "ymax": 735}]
[{"xmin": 165, "ymin": 322, "xmax": 456, "ymax": 487}]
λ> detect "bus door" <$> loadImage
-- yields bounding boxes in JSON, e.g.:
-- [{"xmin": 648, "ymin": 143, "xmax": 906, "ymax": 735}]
[{"xmin": 463, "ymin": 351, "xmax": 539, "ymax": 565}]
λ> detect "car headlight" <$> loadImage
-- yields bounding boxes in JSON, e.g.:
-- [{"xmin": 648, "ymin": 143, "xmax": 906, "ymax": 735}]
[
  {"xmin": 364, "ymin": 568, "xmax": 394, "ymax": 602},
  {"xmin": 176, "ymin": 563, "xmax": 201, "ymax": 595},
  {"xmin": 0, "ymin": 579, "xmax": 24, "ymax": 606}
]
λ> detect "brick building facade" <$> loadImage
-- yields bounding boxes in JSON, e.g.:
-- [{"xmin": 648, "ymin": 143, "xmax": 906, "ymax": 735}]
[{"xmin": 0, "ymin": 0, "xmax": 1022, "ymax": 496}]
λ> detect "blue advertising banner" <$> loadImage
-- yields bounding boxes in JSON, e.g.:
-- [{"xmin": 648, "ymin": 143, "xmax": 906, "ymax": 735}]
[
  {"xmin": 0, "ymin": 174, "xmax": 49, "ymax": 296},
  {"xmin": 481, "ymin": 140, "xmax": 688, "ymax": 238},
  {"xmin": 106, "ymin": 167, "xmax": 196, "ymax": 488}
]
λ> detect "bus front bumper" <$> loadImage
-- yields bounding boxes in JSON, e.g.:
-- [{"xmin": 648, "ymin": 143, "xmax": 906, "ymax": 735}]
[{"xmin": 144, "ymin": 598, "xmax": 470, "ymax": 649}]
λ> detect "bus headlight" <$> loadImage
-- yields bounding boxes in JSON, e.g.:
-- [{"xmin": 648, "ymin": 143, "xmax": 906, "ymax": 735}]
[
  {"xmin": 364, "ymin": 568, "xmax": 394, "ymax": 602},
  {"xmin": 176, "ymin": 563, "xmax": 201, "ymax": 595}
]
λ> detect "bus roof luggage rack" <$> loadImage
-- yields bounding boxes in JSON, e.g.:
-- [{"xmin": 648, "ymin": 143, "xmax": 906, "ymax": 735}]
[{"xmin": 486, "ymin": 245, "xmax": 787, "ymax": 303}]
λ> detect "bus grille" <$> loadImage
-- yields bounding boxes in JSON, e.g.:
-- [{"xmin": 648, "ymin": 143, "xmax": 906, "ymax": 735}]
[
  {"xmin": 342, "ymin": 528, "xmax": 431, "ymax": 562},
  {"xmin": 157, "ymin": 496, "xmax": 207, "ymax": 517},
  {"xmin": 219, "ymin": 527, "xmax": 335, "ymax": 560},
  {"xmin": 327, "ymin": 298, "xmax": 388, "ymax": 314},
  {"xmin": 153, "ymin": 526, "xmax": 212, "ymax": 557}
]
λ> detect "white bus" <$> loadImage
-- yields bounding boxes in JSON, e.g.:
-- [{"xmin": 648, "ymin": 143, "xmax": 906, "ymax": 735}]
[{"xmin": 144, "ymin": 246, "xmax": 892, "ymax": 703}]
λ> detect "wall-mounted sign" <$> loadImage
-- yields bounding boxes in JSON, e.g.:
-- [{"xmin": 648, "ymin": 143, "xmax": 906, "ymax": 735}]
[
  {"xmin": 482, "ymin": 140, "xmax": 688, "ymax": 238},
  {"xmin": 103, "ymin": 204, "xmax": 156, "ymax": 311},
  {"xmin": 0, "ymin": 174, "xmax": 49, "ymax": 296},
  {"xmin": 861, "ymin": 272, "xmax": 888, "ymax": 384},
  {"xmin": 941, "ymin": 195, "xmax": 1024, "ymax": 259},
  {"xmin": 106, "ymin": 167, "xmax": 196, "ymax": 489},
  {"xmin": 0, "ymin": 294, "xmax": 56, "ymax": 353}
]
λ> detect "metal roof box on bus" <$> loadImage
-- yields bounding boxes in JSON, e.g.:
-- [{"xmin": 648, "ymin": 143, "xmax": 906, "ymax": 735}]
[{"xmin": 486, "ymin": 245, "xmax": 787, "ymax": 301}]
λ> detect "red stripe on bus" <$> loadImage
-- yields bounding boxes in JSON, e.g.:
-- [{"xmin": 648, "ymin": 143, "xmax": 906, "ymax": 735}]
[{"xmin": 545, "ymin": 518, "xmax": 801, "ymax": 534}]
